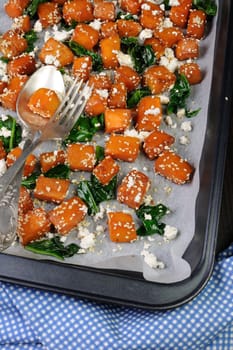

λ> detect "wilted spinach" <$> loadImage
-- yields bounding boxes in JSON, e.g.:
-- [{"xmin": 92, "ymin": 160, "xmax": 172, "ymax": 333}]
[
  {"xmin": 25, "ymin": 0, "xmax": 47, "ymax": 18},
  {"xmin": 25, "ymin": 236, "xmax": 80, "ymax": 260},
  {"xmin": 0, "ymin": 115, "xmax": 22, "ymax": 152},
  {"xmin": 121, "ymin": 37, "xmax": 156, "ymax": 73},
  {"xmin": 127, "ymin": 87, "xmax": 151, "ymax": 108},
  {"xmin": 136, "ymin": 204, "xmax": 168, "ymax": 236},
  {"xmin": 193, "ymin": 0, "xmax": 217, "ymax": 16},
  {"xmin": 24, "ymin": 30, "xmax": 38, "ymax": 52},
  {"xmin": 67, "ymin": 41, "xmax": 103, "ymax": 72}
]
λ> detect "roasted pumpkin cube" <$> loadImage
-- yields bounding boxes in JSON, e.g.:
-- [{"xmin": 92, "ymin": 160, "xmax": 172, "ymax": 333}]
[
  {"xmin": 93, "ymin": 156, "xmax": 120, "ymax": 185},
  {"xmin": 187, "ymin": 9, "xmax": 206, "ymax": 39},
  {"xmin": 88, "ymin": 74, "xmax": 112, "ymax": 90},
  {"xmin": 143, "ymin": 129, "xmax": 175, "ymax": 159},
  {"xmin": 84, "ymin": 89, "xmax": 109, "ymax": 116},
  {"xmin": 93, "ymin": 1, "xmax": 115, "ymax": 21},
  {"xmin": 18, "ymin": 186, "xmax": 34, "ymax": 214},
  {"xmin": 72, "ymin": 24, "xmax": 99, "ymax": 50},
  {"xmin": 136, "ymin": 96, "xmax": 162, "ymax": 132},
  {"xmin": 117, "ymin": 19, "xmax": 142, "ymax": 37},
  {"xmin": 39, "ymin": 37, "xmax": 74, "ymax": 67},
  {"xmin": 6, "ymin": 146, "xmax": 36, "ymax": 177},
  {"xmin": 105, "ymin": 134, "xmax": 140, "ymax": 162},
  {"xmin": 144, "ymin": 37, "xmax": 165, "ymax": 59},
  {"xmin": 0, "ymin": 81, "xmax": 7, "ymax": 95},
  {"xmin": 175, "ymin": 38, "xmax": 199, "ymax": 61},
  {"xmin": 154, "ymin": 149, "xmax": 194, "ymax": 184},
  {"xmin": 104, "ymin": 108, "xmax": 132, "ymax": 133},
  {"xmin": 169, "ymin": 0, "xmax": 192, "ymax": 28},
  {"xmin": 0, "ymin": 30, "xmax": 28, "ymax": 58},
  {"xmin": 107, "ymin": 212, "xmax": 137, "ymax": 243},
  {"xmin": 154, "ymin": 27, "xmax": 184, "ymax": 48},
  {"xmin": 11, "ymin": 14, "xmax": 31, "ymax": 33},
  {"xmin": 72, "ymin": 56, "xmax": 92, "ymax": 82},
  {"xmin": 143, "ymin": 65, "xmax": 176, "ymax": 94},
  {"xmin": 17, "ymin": 208, "xmax": 51, "ymax": 245},
  {"xmin": 37, "ymin": 2, "xmax": 62, "ymax": 28},
  {"xmin": 100, "ymin": 35, "xmax": 120, "ymax": 69},
  {"xmin": 120, "ymin": 0, "xmax": 141, "ymax": 15},
  {"xmin": 67, "ymin": 143, "xmax": 96, "ymax": 171},
  {"xmin": 40, "ymin": 150, "xmax": 66, "ymax": 173},
  {"xmin": 27, "ymin": 88, "xmax": 60, "ymax": 119},
  {"xmin": 48, "ymin": 196, "xmax": 88, "ymax": 235},
  {"xmin": 7, "ymin": 54, "xmax": 36, "ymax": 76},
  {"xmin": 108, "ymin": 82, "xmax": 127, "ymax": 109},
  {"xmin": 114, "ymin": 66, "xmax": 141, "ymax": 92},
  {"xmin": 34, "ymin": 175, "xmax": 70, "ymax": 203},
  {"xmin": 63, "ymin": 0, "xmax": 94, "ymax": 24},
  {"xmin": 140, "ymin": 2, "xmax": 164, "ymax": 30},
  {"xmin": 179, "ymin": 62, "xmax": 202, "ymax": 85},
  {"xmin": 0, "ymin": 75, "xmax": 28, "ymax": 111},
  {"xmin": 4, "ymin": 0, "xmax": 30, "ymax": 18},
  {"xmin": 100, "ymin": 21, "xmax": 118, "ymax": 38},
  {"xmin": 117, "ymin": 169, "xmax": 150, "ymax": 209}
]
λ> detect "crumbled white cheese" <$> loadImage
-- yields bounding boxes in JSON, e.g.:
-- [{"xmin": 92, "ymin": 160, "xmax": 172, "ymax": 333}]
[
  {"xmin": 138, "ymin": 29, "xmax": 153, "ymax": 44},
  {"xmin": 95, "ymin": 89, "xmax": 109, "ymax": 99},
  {"xmin": 141, "ymin": 250, "xmax": 165, "ymax": 269},
  {"xmin": 79, "ymin": 233, "xmax": 96, "ymax": 249},
  {"xmin": 34, "ymin": 20, "xmax": 43, "ymax": 32},
  {"xmin": 165, "ymin": 115, "xmax": 176, "ymax": 128},
  {"xmin": 89, "ymin": 19, "xmax": 102, "ymax": 31},
  {"xmin": 44, "ymin": 31, "xmax": 51, "ymax": 42},
  {"xmin": 169, "ymin": 0, "xmax": 180, "ymax": 6},
  {"xmin": 144, "ymin": 107, "xmax": 160, "ymax": 116},
  {"xmin": 144, "ymin": 213, "xmax": 152, "ymax": 220},
  {"xmin": 158, "ymin": 94, "xmax": 170, "ymax": 104},
  {"xmin": 0, "ymin": 127, "xmax": 11, "ymax": 138},
  {"xmin": 162, "ymin": 18, "xmax": 173, "ymax": 28},
  {"xmin": 53, "ymin": 27, "xmax": 73, "ymax": 41},
  {"xmin": 164, "ymin": 225, "xmax": 178, "ymax": 241},
  {"xmin": 124, "ymin": 129, "xmax": 149, "ymax": 142},
  {"xmin": 94, "ymin": 205, "xmax": 106, "ymax": 221},
  {"xmin": 160, "ymin": 48, "xmax": 179, "ymax": 73},
  {"xmin": 143, "ymin": 195, "xmax": 153, "ymax": 205},
  {"xmin": 1, "ymin": 114, "xmax": 8, "ymax": 121},
  {"xmin": 44, "ymin": 55, "xmax": 60, "ymax": 67},
  {"xmin": 181, "ymin": 120, "xmax": 192, "ymax": 132},
  {"xmin": 0, "ymin": 159, "xmax": 7, "ymax": 176},
  {"xmin": 115, "ymin": 51, "xmax": 134, "ymax": 68},
  {"xmin": 177, "ymin": 108, "xmax": 186, "ymax": 119},
  {"xmin": 179, "ymin": 135, "xmax": 190, "ymax": 145}
]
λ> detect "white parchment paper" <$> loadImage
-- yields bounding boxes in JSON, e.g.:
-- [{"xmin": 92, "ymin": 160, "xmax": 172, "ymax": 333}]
[{"xmin": 0, "ymin": 0, "xmax": 218, "ymax": 283}]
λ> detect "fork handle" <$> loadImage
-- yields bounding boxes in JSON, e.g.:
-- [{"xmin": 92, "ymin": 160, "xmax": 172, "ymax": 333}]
[{"xmin": 0, "ymin": 134, "xmax": 42, "ymax": 201}]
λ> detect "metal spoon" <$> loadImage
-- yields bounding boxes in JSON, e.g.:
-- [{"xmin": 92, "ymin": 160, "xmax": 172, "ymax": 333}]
[{"xmin": 0, "ymin": 65, "xmax": 65, "ymax": 251}]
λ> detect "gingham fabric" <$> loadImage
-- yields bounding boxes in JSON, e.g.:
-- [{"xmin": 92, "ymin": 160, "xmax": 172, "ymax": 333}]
[{"xmin": 0, "ymin": 244, "xmax": 232, "ymax": 350}]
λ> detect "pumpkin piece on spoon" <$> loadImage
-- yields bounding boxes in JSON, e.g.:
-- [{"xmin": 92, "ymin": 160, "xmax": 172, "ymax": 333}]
[{"xmin": 27, "ymin": 87, "xmax": 61, "ymax": 119}]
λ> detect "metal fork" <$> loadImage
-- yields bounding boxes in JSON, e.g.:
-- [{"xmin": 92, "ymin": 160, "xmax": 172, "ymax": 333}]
[{"xmin": 0, "ymin": 78, "xmax": 92, "ymax": 251}]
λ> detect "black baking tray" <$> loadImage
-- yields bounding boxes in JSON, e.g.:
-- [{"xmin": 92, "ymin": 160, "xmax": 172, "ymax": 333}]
[{"xmin": 1, "ymin": 0, "xmax": 233, "ymax": 310}]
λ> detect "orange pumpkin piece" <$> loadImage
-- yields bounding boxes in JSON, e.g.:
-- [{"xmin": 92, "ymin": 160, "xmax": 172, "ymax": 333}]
[
  {"xmin": 143, "ymin": 65, "xmax": 176, "ymax": 94},
  {"xmin": 154, "ymin": 149, "xmax": 194, "ymax": 185},
  {"xmin": 6, "ymin": 147, "xmax": 37, "ymax": 177},
  {"xmin": 100, "ymin": 35, "xmax": 120, "ymax": 69},
  {"xmin": 18, "ymin": 186, "xmax": 34, "ymax": 214},
  {"xmin": 187, "ymin": 9, "xmax": 206, "ymax": 39},
  {"xmin": 117, "ymin": 19, "xmax": 142, "ymax": 37},
  {"xmin": 48, "ymin": 196, "xmax": 88, "ymax": 235},
  {"xmin": 105, "ymin": 134, "xmax": 140, "ymax": 162},
  {"xmin": 169, "ymin": 0, "xmax": 192, "ymax": 28},
  {"xmin": 27, "ymin": 88, "xmax": 60, "ymax": 119},
  {"xmin": 143, "ymin": 129, "xmax": 175, "ymax": 159},
  {"xmin": 120, "ymin": 0, "xmax": 142, "ymax": 15},
  {"xmin": 101, "ymin": 21, "xmax": 118, "ymax": 38},
  {"xmin": 93, "ymin": 156, "xmax": 119, "ymax": 186},
  {"xmin": 154, "ymin": 27, "xmax": 184, "ymax": 48},
  {"xmin": 4, "ymin": 0, "xmax": 30, "ymax": 18},
  {"xmin": 117, "ymin": 169, "xmax": 150, "ymax": 209},
  {"xmin": 17, "ymin": 208, "xmax": 51, "ymax": 245},
  {"xmin": 67, "ymin": 143, "xmax": 96, "ymax": 171},
  {"xmin": 88, "ymin": 74, "xmax": 112, "ymax": 90},
  {"xmin": 39, "ymin": 37, "xmax": 74, "ymax": 67},
  {"xmin": 0, "ymin": 30, "xmax": 28, "ymax": 58},
  {"xmin": 107, "ymin": 211, "xmax": 137, "ymax": 243},
  {"xmin": 140, "ymin": 2, "xmax": 164, "ymax": 30},
  {"xmin": 0, "ymin": 140, "xmax": 6, "ymax": 159},
  {"xmin": 179, "ymin": 62, "xmax": 202, "ymax": 85},
  {"xmin": 144, "ymin": 38, "xmax": 165, "ymax": 59},
  {"xmin": 104, "ymin": 108, "xmax": 132, "ymax": 133},
  {"xmin": 12, "ymin": 15, "xmax": 31, "ymax": 33},
  {"xmin": 136, "ymin": 95, "xmax": 162, "ymax": 132},
  {"xmin": 84, "ymin": 89, "xmax": 108, "ymax": 116},
  {"xmin": 7, "ymin": 54, "xmax": 36, "ymax": 76},
  {"xmin": 37, "ymin": 2, "xmax": 62, "ymax": 28},
  {"xmin": 93, "ymin": 1, "xmax": 115, "ymax": 21},
  {"xmin": 175, "ymin": 37, "xmax": 199, "ymax": 60},
  {"xmin": 108, "ymin": 82, "xmax": 127, "ymax": 109},
  {"xmin": 62, "ymin": 0, "xmax": 94, "ymax": 24},
  {"xmin": 40, "ymin": 150, "xmax": 66, "ymax": 173},
  {"xmin": 114, "ymin": 66, "xmax": 141, "ymax": 92},
  {"xmin": 72, "ymin": 56, "xmax": 92, "ymax": 82},
  {"xmin": 34, "ymin": 175, "xmax": 70, "ymax": 203},
  {"xmin": 0, "ymin": 75, "xmax": 28, "ymax": 111},
  {"xmin": 72, "ymin": 24, "xmax": 99, "ymax": 51},
  {"xmin": 0, "ymin": 81, "xmax": 7, "ymax": 95}
]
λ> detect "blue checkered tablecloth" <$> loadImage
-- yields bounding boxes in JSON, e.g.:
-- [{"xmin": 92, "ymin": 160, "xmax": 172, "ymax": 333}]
[{"xmin": 0, "ymin": 244, "xmax": 232, "ymax": 350}]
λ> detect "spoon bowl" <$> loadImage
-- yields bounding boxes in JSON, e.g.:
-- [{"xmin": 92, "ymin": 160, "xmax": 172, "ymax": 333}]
[{"xmin": 16, "ymin": 65, "xmax": 65, "ymax": 131}]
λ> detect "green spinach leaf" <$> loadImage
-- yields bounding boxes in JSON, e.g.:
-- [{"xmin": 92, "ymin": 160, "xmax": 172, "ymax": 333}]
[
  {"xmin": 25, "ymin": 0, "xmax": 47, "ymax": 18},
  {"xmin": 127, "ymin": 87, "xmax": 151, "ymax": 108},
  {"xmin": 76, "ymin": 181, "xmax": 99, "ymax": 215},
  {"xmin": 95, "ymin": 145, "xmax": 105, "ymax": 162},
  {"xmin": 0, "ymin": 115, "xmax": 22, "ymax": 152},
  {"xmin": 193, "ymin": 0, "xmax": 217, "ymax": 16},
  {"xmin": 67, "ymin": 41, "xmax": 103, "ymax": 72},
  {"xmin": 21, "ymin": 172, "xmax": 39, "ymax": 189},
  {"xmin": 45, "ymin": 164, "xmax": 70, "ymax": 179},
  {"xmin": 121, "ymin": 37, "xmax": 156, "ymax": 73},
  {"xmin": 25, "ymin": 236, "xmax": 80, "ymax": 260},
  {"xmin": 117, "ymin": 11, "xmax": 136, "ymax": 20},
  {"xmin": 24, "ymin": 30, "xmax": 38, "ymax": 52},
  {"xmin": 136, "ymin": 203, "xmax": 168, "ymax": 236}
]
